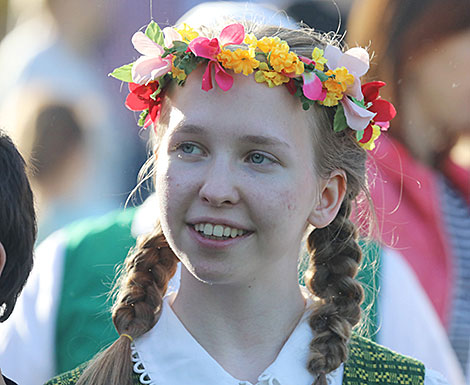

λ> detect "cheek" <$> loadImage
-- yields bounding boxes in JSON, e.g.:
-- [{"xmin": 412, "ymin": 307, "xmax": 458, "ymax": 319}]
[{"xmin": 252, "ymin": 180, "xmax": 313, "ymax": 231}]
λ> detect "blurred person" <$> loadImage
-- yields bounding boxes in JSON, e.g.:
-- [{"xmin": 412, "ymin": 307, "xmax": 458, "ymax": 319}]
[
  {"xmin": 0, "ymin": 0, "xmax": 142, "ymax": 224},
  {"xmin": 3, "ymin": 93, "xmax": 87, "ymax": 242},
  {"xmin": 0, "ymin": 131, "xmax": 37, "ymax": 385},
  {"xmin": 0, "ymin": 0, "xmax": 8, "ymax": 39},
  {"xmin": 348, "ymin": 0, "xmax": 470, "ymax": 382}
]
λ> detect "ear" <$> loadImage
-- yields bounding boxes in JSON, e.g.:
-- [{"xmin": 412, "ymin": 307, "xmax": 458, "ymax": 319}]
[
  {"xmin": 0, "ymin": 242, "xmax": 6, "ymax": 277},
  {"xmin": 308, "ymin": 170, "xmax": 347, "ymax": 228}
]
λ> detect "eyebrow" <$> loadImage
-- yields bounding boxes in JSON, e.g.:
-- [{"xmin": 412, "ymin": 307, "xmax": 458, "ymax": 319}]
[
  {"xmin": 171, "ymin": 124, "xmax": 205, "ymax": 135},
  {"xmin": 172, "ymin": 124, "xmax": 290, "ymax": 148}
]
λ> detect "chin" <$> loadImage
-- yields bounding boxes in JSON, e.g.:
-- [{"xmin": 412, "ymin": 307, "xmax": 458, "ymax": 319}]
[{"xmin": 185, "ymin": 261, "xmax": 252, "ymax": 287}]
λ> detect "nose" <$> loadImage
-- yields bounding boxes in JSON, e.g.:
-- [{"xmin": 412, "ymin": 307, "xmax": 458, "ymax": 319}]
[{"xmin": 199, "ymin": 158, "xmax": 240, "ymax": 207}]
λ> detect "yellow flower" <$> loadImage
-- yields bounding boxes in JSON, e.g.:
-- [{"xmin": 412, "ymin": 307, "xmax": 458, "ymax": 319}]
[
  {"xmin": 171, "ymin": 65, "xmax": 187, "ymax": 82},
  {"xmin": 257, "ymin": 36, "xmax": 289, "ymax": 54},
  {"xmin": 332, "ymin": 67, "xmax": 355, "ymax": 91},
  {"xmin": 171, "ymin": 57, "xmax": 187, "ymax": 81},
  {"xmin": 175, "ymin": 23, "xmax": 199, "ymax": 43},
  {"xmin": 359, "ymin": 125, "xmax": 381, "ymax": 150},
  {"xmin": 255, "ymin": 62, "xmax": 289, "ymax": 87},
  {"xmin": 311, "ymin": 47, "xmax": 328, "ymax": 71},
  {"xmin": 269, "ymin": 49, "xmax": 304, "ymax": 75},
  {"xmin": 319, "ymin": 91, "xmax": 341, "ymax": 107},
  {"xmin": 320, "ymin": 67, "xmax": 354, "ymax": 104},
  {"xmin": 218, "ymin": 48, "xmax": 260, "ymax": 76},
  {"xmin": 244, "ymin": 33, "xmax": 258, "ymax": 48},
  {"xmin": 323, "ymin": 73, "xmax": 344, "ymax": 99}
]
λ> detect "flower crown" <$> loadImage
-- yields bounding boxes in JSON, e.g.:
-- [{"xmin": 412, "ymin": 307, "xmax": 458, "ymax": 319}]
[{"xmin": 110, "ymin": 21, "xmax": 396, "ymax": 150}]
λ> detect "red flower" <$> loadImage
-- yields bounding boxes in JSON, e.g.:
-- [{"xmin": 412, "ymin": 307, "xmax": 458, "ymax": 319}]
[
  {"xmin": 362, "ymin": 81, "xmax": 396, "ymax": 130},
  {"xmin": 358, "ymin": 81, "xmax": 397, "ymax": 146},
  {"xmin": 125, "ymin": 82, "xmax": 163, "ymax": 129}
]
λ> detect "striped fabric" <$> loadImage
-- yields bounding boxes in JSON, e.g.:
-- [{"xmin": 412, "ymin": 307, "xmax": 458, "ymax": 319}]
[{"xmin": 439, "ymin": 176, "xmax": 470, "ymax": 376}]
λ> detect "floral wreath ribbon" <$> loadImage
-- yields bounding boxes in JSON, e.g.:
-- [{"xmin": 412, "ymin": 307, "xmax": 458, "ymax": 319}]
[{"xmin": 110, "ymin": 22, "xmax": 396, "ymax": 150}]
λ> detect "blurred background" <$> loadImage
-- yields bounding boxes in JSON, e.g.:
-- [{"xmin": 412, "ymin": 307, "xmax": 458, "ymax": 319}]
[{"xmin": 0, "ymin": 0, "xmax": 468, "ymax": 384}]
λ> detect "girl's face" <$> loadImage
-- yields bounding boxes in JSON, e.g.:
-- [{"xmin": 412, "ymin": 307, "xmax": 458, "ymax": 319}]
[
  {"xmin": 155, "ymin": 69, "xmax": 325, "ymax": 286},
  {"xmin": 408, "ymin": 29, "xmax": 470, "ymax": 133}
]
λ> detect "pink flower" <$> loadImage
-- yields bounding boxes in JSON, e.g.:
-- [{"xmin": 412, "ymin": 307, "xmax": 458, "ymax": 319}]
[
  {"xmin": 342, "ymin": 97, "xmax": 376, "ymax": 131},
  {"xmin": 298, "ymin": 56, "xmax": 326, "ymax": 101},
  {"xmin": 188, "ymin": 23, "xmax": 245, "ymax": 91},
  {"xmin": 131, "ymin": 31, "xmax": 179, "ymax": 85},
  {"xmin": 324, "ymin": 45, "xmax": 369, "ymax": 100},
  {"xmin": 323, "ymin": 45, "xmax": 374, "ymax": 130},
  {"xmin": 302, "ymin": 72, "xmax": 326, "ymax": 101}
]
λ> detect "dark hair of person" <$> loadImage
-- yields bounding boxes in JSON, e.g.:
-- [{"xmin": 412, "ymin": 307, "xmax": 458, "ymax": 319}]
[
  {"xmin": 348, "ymin": 0, "xmax": 470, "ymax": 103},
  {"xmin": 0, "ymin": 130, "xmax": 37, "ymax": 322}
]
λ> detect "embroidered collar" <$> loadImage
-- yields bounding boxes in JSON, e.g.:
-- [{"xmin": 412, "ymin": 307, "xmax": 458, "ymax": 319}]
[{"xmin": 131, "ymin": 292, "xmax": 344, "ymax": 385}]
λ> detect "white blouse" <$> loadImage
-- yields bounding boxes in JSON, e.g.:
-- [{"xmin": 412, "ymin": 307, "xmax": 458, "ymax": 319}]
[{"xmin": 131, "ymin": 294, "xmax": 449, "ymax": 385}]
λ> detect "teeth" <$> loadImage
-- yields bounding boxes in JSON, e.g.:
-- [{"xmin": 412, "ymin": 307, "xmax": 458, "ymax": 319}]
[
  {"xmin": 213, "ymin": 225, "xmax": 224, "ymax": 237},
  {"xmin": 193, "ymin": 222, "xmax": 247, "ymax": 239},
  {"xmin": 203, "ymin": 224, "xmax": 213, "ymax": 235}
]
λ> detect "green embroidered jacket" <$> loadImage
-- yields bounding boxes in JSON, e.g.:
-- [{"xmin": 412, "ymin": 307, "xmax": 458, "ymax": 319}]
[{"xmin": 45, "ymin": 334, "xmax": 425, "ymax": 385}]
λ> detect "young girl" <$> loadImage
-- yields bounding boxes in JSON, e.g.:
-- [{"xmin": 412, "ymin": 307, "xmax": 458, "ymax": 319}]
[{"xmin": 47, "ymin": 18, "xmax": 446, "ymax": 385}]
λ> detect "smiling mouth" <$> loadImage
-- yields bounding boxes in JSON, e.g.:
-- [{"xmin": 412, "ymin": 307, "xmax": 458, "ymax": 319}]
[{"xmin": 192, "ymin": 223, "xmax": 250, "ymax": 240}]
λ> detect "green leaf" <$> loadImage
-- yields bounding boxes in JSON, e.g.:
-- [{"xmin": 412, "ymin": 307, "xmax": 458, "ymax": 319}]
[
  {"xmin": 313, "ymin": 69, "xmax": 329, "ymax": 82},
  {"xmin": 333, "ymin": 104, "xmax": 348, "ymax": 132},
  {"xmin": 138, "ymin": 110, "xmax": 149, "ymax": 127},
  {"xmin": 145, "ymin": 21, "xmax": 164, "ymax": 46},
  {"xmin": 150, "ymin": 89, "xmax": 160, "ymax": 101},
  {"xmin": 302, "ymin": 102, "xmax": 310, "ymax": 111},
  {"xmin": 108, "ymin": 63, "xmax": 133, "ymax": 83},
  {"xmin": 350, "ymin": 96, "xmax": 366, "ymax": 108},
  {"xmin": 178, "ymin": 56, "xmax": 198, "ymax": 76},
  {"xmin": 172, "ymin": 41, "xmax": 188, "ymax": 52},
  {"xmin": 356, "ymin": 129, "xmax": 365, "ymax": 141}
]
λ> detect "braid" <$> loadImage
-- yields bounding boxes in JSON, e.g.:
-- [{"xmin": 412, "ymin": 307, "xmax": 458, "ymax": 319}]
[
  {"xmin": 305, "ymin": 198, "xmax": 364, "ymax": 385},
  {"xmin": 76, "ymin": 222, "xmax": 178, "ymax": 385}
]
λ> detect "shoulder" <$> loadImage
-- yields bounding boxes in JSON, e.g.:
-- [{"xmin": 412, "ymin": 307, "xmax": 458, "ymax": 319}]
[
  {"xmin": 62, "ymin": 207, "xmax": 138, "ymax": 249},
  {"xmin": 44, "ymin": 365, "xmax": 86, "ymax": 385},
  {"xmin": 44, "ymin": 364, "xmax": 142, "ymax": 385},
  {"xmin": 344, "ymin": 334, "xmax": 425, "ymax": 384}
]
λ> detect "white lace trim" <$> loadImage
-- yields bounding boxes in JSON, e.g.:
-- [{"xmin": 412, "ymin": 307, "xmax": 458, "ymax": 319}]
[
  {"xmin": 131, "ymin": 342, "xmax": 156, "ymax": 385},
  {"xmin": 130, "ymin": 341, "xmax": 285, "ymax": 385}
]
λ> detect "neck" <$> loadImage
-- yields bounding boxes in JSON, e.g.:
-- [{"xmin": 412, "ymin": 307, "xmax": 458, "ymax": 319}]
[{"xmin": 171, "ymin": 266, "xmax": 306, "ymax": 383}]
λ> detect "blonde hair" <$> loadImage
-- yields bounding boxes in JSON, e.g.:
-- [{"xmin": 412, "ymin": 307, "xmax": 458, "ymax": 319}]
[{"xmin": 77, "ymin": 21, "xmax": 367, "ymax": 385}]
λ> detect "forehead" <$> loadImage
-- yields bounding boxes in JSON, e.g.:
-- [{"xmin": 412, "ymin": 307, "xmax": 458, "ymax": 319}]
[{"xmin": 165, "ymin": 67, "xmax": 312, "ymax": 142}]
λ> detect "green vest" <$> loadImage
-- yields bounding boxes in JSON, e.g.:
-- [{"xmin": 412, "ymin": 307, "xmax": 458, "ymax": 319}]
[
  {"xmin": 55, "ymin": 208, "xmax": 138, "ymax": 374},
  {"xmin": 45, "ymin": 334, "xmax": 425, "ymax": 385}
]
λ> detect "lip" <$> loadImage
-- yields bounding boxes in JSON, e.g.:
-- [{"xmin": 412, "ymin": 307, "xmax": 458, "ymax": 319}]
[{"xmin": 187, "ymin": 223, "xmax": 253, "ymax": 250}]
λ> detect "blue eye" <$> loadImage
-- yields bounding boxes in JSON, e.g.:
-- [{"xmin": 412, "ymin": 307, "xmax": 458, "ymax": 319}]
[
  {"xmin": 250, "ymin": 153, "xmax": 266, "ymax": 164},
  {"xmin": 175, "ymin": 142, "xmax": 204, "ymax": 157},
  {"xmin": 181, "ymin": 143, "xmax": 197, "ymax": 154}
]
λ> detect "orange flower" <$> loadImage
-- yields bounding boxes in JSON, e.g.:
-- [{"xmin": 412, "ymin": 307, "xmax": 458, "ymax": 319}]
[
  {"xmin": 257, "ymin": 36, "xmax": 288, "ymax": 54},
  {"xmin": 269, "ymin": 50, "xmax": 304, "ymax": 75},
  {"xmin": 218, "ymin": 48, "xmax": 260, "ymax": 75}
]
